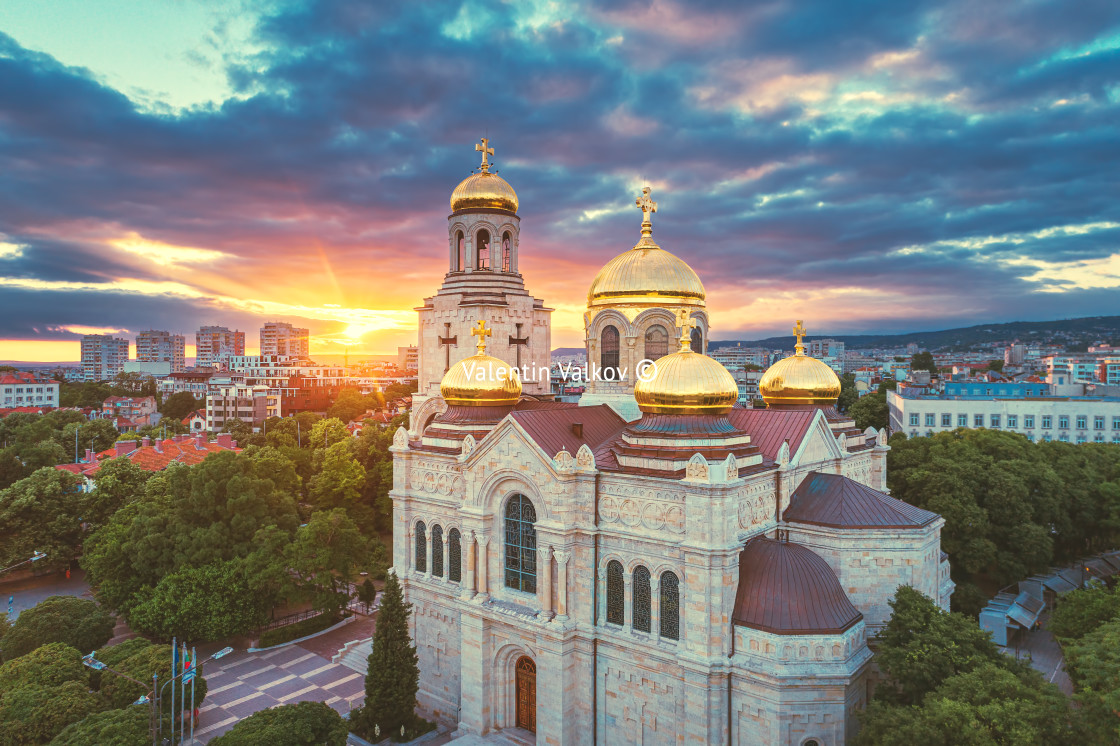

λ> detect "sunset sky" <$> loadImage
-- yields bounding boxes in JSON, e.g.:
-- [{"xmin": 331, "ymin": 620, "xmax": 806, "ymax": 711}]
[{"xmin": 1, "ymin": 0, "xmax": 1118, "ymax": 361}]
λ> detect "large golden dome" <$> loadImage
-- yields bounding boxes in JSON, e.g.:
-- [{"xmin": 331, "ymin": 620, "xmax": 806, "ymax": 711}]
[
  {"xmin": 450, "ymin": 137, "xmax": 518, "ymax": 213},
  {"xmin": 587, "ymin": 187, "xmax": 705, "ymax": 308},
  {"xmin": 759, "ymin": 321, "xmax": 842, "ymax": 406},
  {"xmin": 634, "ymin": 316, "xmax": 738, "ymax": 415},
  {"xmin": 440, "ymin": 321, "xmax": 522, "ymax": 406}
]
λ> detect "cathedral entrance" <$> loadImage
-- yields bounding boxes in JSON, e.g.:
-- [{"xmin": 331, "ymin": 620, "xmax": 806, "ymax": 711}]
[{"xmin": 515, "ymin": 656, "xmax": 536, "ymax": 732}]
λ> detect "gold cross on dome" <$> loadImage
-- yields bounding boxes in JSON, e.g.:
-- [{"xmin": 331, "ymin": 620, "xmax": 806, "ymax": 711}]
[
  {"xmin": 793, "ymin": 319, "xmax": 806, "ymax": 353},
  {"xmin": 471, "ymin": 319, "xmax": 492, "ymax": 354},
  {"xmin": 636, "ymin": 187, "xmax": 657, "ymax": 237},
  {"xmin": 677, "ymin": 309, "xmax": 696, "ymax": 352},
  {"xmin": 475, "ymin": 138, "xmax": 494, "ymax": 173}
]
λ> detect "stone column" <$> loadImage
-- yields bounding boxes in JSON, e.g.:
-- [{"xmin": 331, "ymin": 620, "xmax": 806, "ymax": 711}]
[
  {"xmin": 623, "ymin": 572, "xmax": 633, "ymax": 632},
  {"xmin": 425, "ymin": 527, "xmax": 433, "ymax": 579},
  {"xmin": 651, "ymin": 575, "xmax": 661, "ymax": 643},
  {"xmin": 463, "ymin": 530, "xmax": 477, "ymax": 600},
  {"xmin": 597, "ymin": 566, "xmax": 606, "ymax": 625},
  {"xmin": 441, "ymin": 534, "xmax": 450, "ymax": 582},
  {"xmin": 554, "ymin": 550, "xmax": 570, "ymax": 619},
  {"xmin": 538, "ymin": 545, "xmax": 553, "ymax": 620},
  {"xmin": 477, "ymin": 536, "xmax": 490, "ymax": 600},
  {"xmin": 404, "ymin": 528, "xmax": 413, "ymax": 575}
]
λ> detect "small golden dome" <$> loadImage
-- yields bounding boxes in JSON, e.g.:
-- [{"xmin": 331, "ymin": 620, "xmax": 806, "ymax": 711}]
[
  {"xmin": 634, "ymin": 314, "xmax": 738, "ymax": 415},
  {"xmin": 759, "ymin": 320, "xmax": 842, "ymax": 406},
  {"xmin": 450, "ymin": 138, "xmax": 518, "ymax": 213},
  {"xmin": 439, "ymin": 320, "xmax": 522, "ymax": 406},
  {"xmin": 588, "ymin": 187, "xmax": 705, "ymax": 308}
]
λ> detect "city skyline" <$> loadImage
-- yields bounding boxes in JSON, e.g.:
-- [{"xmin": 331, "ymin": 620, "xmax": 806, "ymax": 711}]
[{"xmin": 1, "ymin": 0, "xmax": 1119, "ymax": 362}]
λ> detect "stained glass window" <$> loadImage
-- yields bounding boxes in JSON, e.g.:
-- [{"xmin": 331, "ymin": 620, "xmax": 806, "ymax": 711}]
[
  {"xmin": 415, "ymin": 521, "xmax": 427, "ymax": 574},
  {"xmin": 660, "ymin": 571, "xmax": 680, "ymax": 640},
  {"xmin": 633, "ymin": 566, "xmax": 651, "ymax": 633},
  {"xmin": 606, "ymin": 561, "xmax": 624, "ymax": 625},
  {"xmin": 448, "ymin": 528, "xmax": 462, "ymax": 583},
  {"xmin": 601, "ymin": 326, "xmax": 620, "ymax": 373},
  {"xmin": 504, "ymin": 495, "xmax": 537, "ymax": 593},
  {"xmin": 431, "ymin": 524, "xmax": 444, "ymax": 578},
  {"xmin": 644, "ymin": 325, "xmax": 668, "ymax": 361}
]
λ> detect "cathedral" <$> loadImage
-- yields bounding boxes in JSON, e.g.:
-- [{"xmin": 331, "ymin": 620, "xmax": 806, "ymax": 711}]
[{"xmin": 390, "ymin": 140, "xmax": 954, "ymax": 745}]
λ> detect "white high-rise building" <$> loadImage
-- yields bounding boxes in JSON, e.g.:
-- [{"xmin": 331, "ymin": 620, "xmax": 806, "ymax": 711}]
[
  {"xmin": 80, "ymin": 335, "xmax": 129, "ymax": 381},
  {"xmin": 195, "ymin": 326, "xmax": 246, "ymax": 369},
  {"xmin": 136, "ymin": 330, "xmax": 186, "ymax": 373},
  {"xmin": 260, "ymin": 322, "xmax": 310, "ymax": 360}
]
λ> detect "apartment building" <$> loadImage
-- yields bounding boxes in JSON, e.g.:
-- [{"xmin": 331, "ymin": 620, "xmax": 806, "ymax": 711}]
[
  {"xmin": 398, "ymin": 345, "xmax": 419, "ymax": 371},
  {"xmin": 205, "ymin": 381, "xmax": 276, "ymax": 430},
  {"xmin": 195, "ymin": 326, "xmax": 246, "ymax": 369},
  {"xmin": 0, "ymin": 372, "xmax": 60, "ymax": 408},
  {"xmin": 136, "ymin": 330, "xmax": 186, "ymax": 372},
  {"xmin": 80, "ymin": 334, "xmax": 130, "ymax": 381},
  {"xmin": 260, "ymin": 322, "xmax": 310, "ymax": 360}
]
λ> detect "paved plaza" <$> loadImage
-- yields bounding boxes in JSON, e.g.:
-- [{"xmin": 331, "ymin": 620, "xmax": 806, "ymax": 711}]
[{"xmin": 189, "ymin": 641, "xmax": 368, "ymax": 743}]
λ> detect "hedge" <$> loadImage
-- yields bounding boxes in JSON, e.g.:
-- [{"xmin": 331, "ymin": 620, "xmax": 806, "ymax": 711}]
[{"xmin": 256, "ymin": 612, "xmax": 344, "ymax": 649}]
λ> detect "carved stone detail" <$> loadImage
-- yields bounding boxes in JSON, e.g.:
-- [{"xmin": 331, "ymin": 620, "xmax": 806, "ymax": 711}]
[
  {"xmin": 392, "ymin": 426, "xmax": 409, "ymax": 450},
  {"xmin": 684, "ymin": 453, "xmax": 709, "ymax": 482},
  {"xmin": 576, "ymin": 443, "xmax": 596, "ymax": 469}
]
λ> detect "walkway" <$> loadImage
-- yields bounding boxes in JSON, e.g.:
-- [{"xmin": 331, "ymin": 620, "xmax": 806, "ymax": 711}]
[
  {"xmin": 1005, "ymin": 610, "xmax": 1073, "ymax": 696},
  {"xmin": 2, "ymin": 568, "xmax": 93, "ymax": 619}
]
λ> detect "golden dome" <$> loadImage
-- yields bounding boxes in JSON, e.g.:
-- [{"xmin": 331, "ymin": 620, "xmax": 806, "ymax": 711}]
[
  {"xmin": 588, "ymin": 187, "xmax": 705, "ymax": 308},
  {"xmin": 450, "ymin": 138, "xmax": 518, "ymax": 213},
  {"xmin": 439, "ymin": 320, "xmax": 522, "ymax": 406},
  {"xmin": 759, "ymin": 320, "xmax": 842, "ymax": 406},
  {"xmin": 634, "ymin": 315, "xmax": 738, "ymax": 415}
]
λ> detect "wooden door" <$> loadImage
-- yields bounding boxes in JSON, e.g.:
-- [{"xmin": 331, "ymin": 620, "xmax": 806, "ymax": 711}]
[{"xmin": 515, "ymin": 656, "xmax": 536, "ymax": 732}]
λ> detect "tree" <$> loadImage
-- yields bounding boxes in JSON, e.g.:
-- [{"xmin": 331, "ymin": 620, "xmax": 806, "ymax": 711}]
[
  {"xmin": 836, "ymin": 373, "xmax": 859, "ymax": 413},
  {"xmin": 849, "ymin": 392, "xmax": 888, "ymax": 431},
  {"xmin": 88, "ymin": 457, "xmax": 151, "ymax": 527},
  {"xmin": 286, "ymin": 510, "xmax": 370, "ymax": 614},
  {"xmin": 0, "ymin": 596, "xmax": 114, "ymax": 662},
  {"xmin": 309, "ymin": 440, "xmax": 365, "ymax": 511},
  {"xmin": 309, "ymin": 418, "xmax": 350, "ymax": 451},
  {"xmin": 50, "ymin": 707, "xmax": 149, "ymax": 746},
  {"xmin": 127, "ymin": 558, "xmax": 274, "ymax": 641},
  {"xmin": 875, "ymin": 586, "xmax": 1010, "ymax": 706},
  {"xmin": 0, "ymin": 468, "xmax": 86, "ymax": 572},
  {"xmin": 0, "ymin": 642, "xmax": 85, "ymax": 692},
  {"xmin": 0, "ymin": 680, "xmax": 106, "ymax": 745},
  {"xmin": 210, "ymin": 701, "xmax": 348, "ymax": 745},
  {"xmin": 327, "ymin": 388, "xmax": 369, "ymax": 425},
  {"xmin": 856, "ymin": 662, "xmax": 1073, "ymax": 746},
  {"xmin": 987, "ymin": 359, "xmax": 1004, "ymax": 373},
  {"xmin": 160, "ymin": 392, "xmax": 199, "ymax": 422},
  {"xmin": 1049, "ymin": 581, "xmax": 1120, "ymax": 641},
  {"xmin": 358, "ymin": 578, "xmax": 377, "ymax": 613},
  {"xmin": 61, "ymin": 418, "xmax": 121, "ymax": 459},
  {"xmin": 351, "ymin": 572, "xmax": 420, "ymax": 740},
  {"xmin": 1065, "ymin": 617, "xmax": 1120, "ymax": 742},
  {"xmin": 911, "ymin": 350, "xmax": 937, "ymax": 373}
]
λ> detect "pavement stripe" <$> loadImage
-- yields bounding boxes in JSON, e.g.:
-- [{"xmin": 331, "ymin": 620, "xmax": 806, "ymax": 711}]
[
  {"xmin": 261, "ymin": 646, "xmax": 294, "ymax": 660},
  {"xmin": 280, "ymin": 652, "xmax": 317, "ymax": 668},
  {"xmin": 258, "ymin": 674, "xmax": 296, "ymax": 690},
  {"xmin": 323, "ymin": 672, "xmax": 361, "ymax": 689},
  {"xmin": 216, "ymin": 656, "xmax": 257, "ymax": 670},
  {"xmin": 277, "ymin": 685, "xmax": 319, "ymax": 702},
  {"xmin": 195, "ymin": 716, "xmax": 239, "ymax": 736},
  {"xmin": 206, "ymin": 681, "xmax": 245, "ymax": 696},
  {"xmin": 237, "ymin": 664, "xmax": 277, "ymax": 680},
  {"xmin": 223, "ymin": 691, "xmax": 266, "ymax": 708},
  {"xmin": 203, "ymin": 669, "xmax": 226, "ymax": 679},
  {"xmin": 323, "ymin": 696, "xmax": 341, "ymax": 705},
  {"xmin": 303, "ymin": 663, "xmax": 336, "ymax": 678}
]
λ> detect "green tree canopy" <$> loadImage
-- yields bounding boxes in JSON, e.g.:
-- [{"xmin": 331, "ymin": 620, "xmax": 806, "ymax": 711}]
[
  {"xmin": 0, "ymin": 468, "xmax": 86, "ymax": 572},
  {"xmin": 50, "ymin": 706, "xmax": 149, "ymax": 746},
  {"xmin": 309, "ymin": 418, "xmax": 350, "ymax": 451},
  {"xmin": 1065, "ymin": 617, "xmax": 1120, "ymax": 742},
  {"xmin": 210, "ymin": 701, "xmax": 349, "ymax": 745},
  {"xmin": 0, "ymin": 596, "xmax": 114, "ymax": 662},
  {"xmin": 848, "ymin": 391, "xmax": 888, "ymax": 431},
  {"xmin": 99, "ymin": 643, "xmax": 207, "ymax": 710},
  {"xmin": 351, "ymin": 572, "xmax": 419, "ymax": 740},
  {"xmin": 836, "ymin": 373, "xmax": 859, "ymax": 413},
  {"xmin": 0, "ymin": 642, "xmax": 85, "ymax": 692},
  {"xmin": 911, "ymin": 350, "xmax": 937, "ymax": 372},
  {"xmin": 159, "ymin": 392, "xmax": 200, "ymax": 422},
  {"xmin": 0, "ymin": 679, "xmax": 106, "ymax": 745},
  {"xmin": 309, "ymin": 440, "xmax": 365, "ymax": 513},
  {"xmin": 1048, "ymin": 582, "xmax": 1120, "ymax": 640},
  {"xmin": 88, "ymin": 457, "xmax": 151, "ymax": 527},
  {"xmin": 327, "ymin": 388, "xmax": 369, "ymax": 425}
]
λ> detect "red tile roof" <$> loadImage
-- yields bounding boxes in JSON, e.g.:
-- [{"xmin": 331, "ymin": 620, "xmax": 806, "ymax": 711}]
[
  {"xmin": 726, "ymin": 407, "xmax": 818, "ymax": 461},
  {"xmin": 784, "ymin": 472, "xmax": 938, "ymax": 529},
  {"xmin": 55, "ymin": 435, "xmax": 240, "ymax": 477},
  {"xmin": 181, "ymin": 410, "xmax": 205, "ymax": 424},
  {"xmin": 733, "ymin": 537, "xmax": 862, "ymax": 635},
  {"xmin": 510, "ymin": 404, "xmax": 627, "ymax": 459}
]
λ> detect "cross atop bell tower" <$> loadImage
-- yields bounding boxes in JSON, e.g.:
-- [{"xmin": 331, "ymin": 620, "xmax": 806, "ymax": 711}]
[
  {"xmin": 475, "ymin": 138, "xmax": 494, "ymax": 173},
  {"xmin": 636, "ymin": 187, "xmax": 657, "ymax": 239},
  {"xmin": 793, "ymin": 320, "xmax": 807, "ymax": 355}
]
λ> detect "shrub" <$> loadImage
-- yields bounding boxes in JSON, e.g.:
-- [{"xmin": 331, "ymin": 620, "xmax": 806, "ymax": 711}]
[
  {"xmin": 51, "ymin": 706, "xmax": 150, "ymax": 746},
  {"xmin": 0, "ymin": 596, "xmax": 114, "ymax": 662},
  {"xmin": 0, "ymin": 642, "xmax": 85, "ymax": 693},
  {"xmin": 210, "ymin": 701, "xmax": 348, "ymax": 745}
]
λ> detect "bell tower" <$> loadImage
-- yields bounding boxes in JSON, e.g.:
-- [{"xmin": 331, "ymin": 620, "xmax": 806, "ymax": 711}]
[{"xmin": 412, "ymin": 139, "xmax": 553, "ymax": 432}]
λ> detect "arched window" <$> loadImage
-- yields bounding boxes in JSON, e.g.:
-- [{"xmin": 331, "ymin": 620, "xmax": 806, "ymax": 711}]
[
  {"xmin": 606, "ymin": 560, "xmax": 624, "ymax": 625},
  {"xmin": 660, "ymin": 571, "xmax": 680, "ymax": 640},
  {"xmin": 504, "ymin": 494, "xmax": 537, "ymax": 593},
  {"xmin": 502, "ymin": 232, "xmax": 512, "ymax": 272},
  {"xmin": 601, "ymin": 326, "xmax": 620, "ymax": 374},
  {"xmin": 476, "ymin": 229, "xmax": 491, "ymax": 269},
  {"xmin": 633, "ymin": 566, "xmax": 651, "ymax": 632},
  {"xmin": 644, "ymin": 325, "xmax": 668, "ymax": 361},
  {"xmin": 455, "ymin": 231, "xmax": 464, "ymax": 271},
  {"xmin": 415, "ymin": 521, "xmax": 427, "ymax": 574},
  {"xmin": 690, "ymin": 327, "xmax": 703, "ymax": 353},
  {"xmin": 448, "ymin": 528, "xmax": 462, "ymax": 583},
  {"xmin": 431, "ymin": 524, "xmax": 444, "ymax": 578}
]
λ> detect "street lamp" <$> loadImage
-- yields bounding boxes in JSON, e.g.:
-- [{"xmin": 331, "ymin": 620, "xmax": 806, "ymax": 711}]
[
  {"xmin": 82, "ymin": 652, "xmax": 160, "ymax": 744},
  {"xmin": 158, "ymin": 644, "xmax": 234, "ymax": 745},
  {"xmin": 0, "ymin": 551, "xmax": 47, "ymax": 576}
]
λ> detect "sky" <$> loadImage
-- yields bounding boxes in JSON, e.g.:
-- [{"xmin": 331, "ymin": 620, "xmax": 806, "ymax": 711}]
[{"xmin": 0, "ymin": 0, "xmax": 1118, "ymax": 361}]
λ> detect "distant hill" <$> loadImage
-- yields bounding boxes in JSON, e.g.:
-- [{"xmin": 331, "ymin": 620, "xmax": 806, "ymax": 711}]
[
  {"xmin": 709, "ymin": 316, "xmax": 1120, "ymax": 352},
  {"xmin": 551, "ymin": 347, "xmax": 586, "ymax": 357}
]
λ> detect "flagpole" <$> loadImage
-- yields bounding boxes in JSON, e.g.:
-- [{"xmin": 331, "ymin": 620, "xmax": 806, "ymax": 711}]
[
  {"xmin": 190, "ymin": 646, "xmax": 197, "ymax": 744},
  {"xmin": 170, "ymin": 637, "xmax": 177, "ymax": 745}
]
